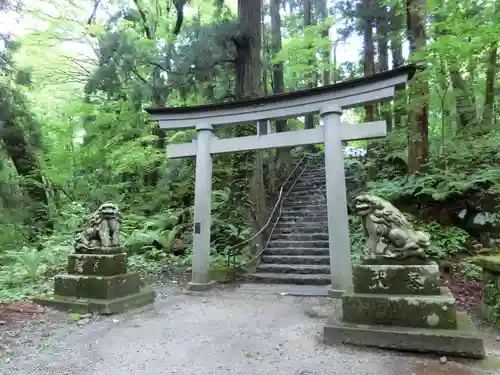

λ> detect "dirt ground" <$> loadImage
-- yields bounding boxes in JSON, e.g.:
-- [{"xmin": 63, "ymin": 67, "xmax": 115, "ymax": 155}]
[{"xmin": 1, "ymin": 278, "xmax": 500, "ymax": 375}]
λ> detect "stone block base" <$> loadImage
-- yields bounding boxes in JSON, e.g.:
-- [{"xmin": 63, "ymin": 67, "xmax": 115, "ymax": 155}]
[
  {"xmin": 327, "ymin": 287, "xmax": 345, "ymax": 299},
  {"xmin": 187, "ymin": 280, "xmax": 216, "ymax": 292},
  {"xmin": 54, "ymin": 273, "xmax": 140, "ymax": 299},
  {"xmin": 68, "ymin": 253, "xmax": 127, "ymax": 276},
  {"xmin": 33, "ymin": 287, "xmax": 156, "ymax": 315},
  {"xmin": 480, "ymin": 265, "xmax": 500, "ymax": 327},
  {"xmin": 324, "ymin": 311, "xmax": 485, "ymax": 359},
  {"xmin": 352, "ymin": 263, "xmax": 440, "ymax": 295},
  {"xmin": 75, "ymin": 246, "xmax": 126, "ymax": 255},
  {"xmin": 360, "ymin": 255, "xmax": 431, "ymax": 266},
  {"xmin": 342, "ymin": 287, "xmax": 457, "ymax": 329}
]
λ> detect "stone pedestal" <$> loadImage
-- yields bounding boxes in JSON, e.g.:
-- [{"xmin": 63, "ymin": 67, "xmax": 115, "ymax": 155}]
[
  {"xmin": 34, "ymin": 249, "xmax": 156, "ymax": 314},
  {"xmin": 324, "ymin": 257, "xmax": 485, "ymax": 358},
  {"xmin": 473, "ymin": 255, "xmax": 500, "ymax": 327}
]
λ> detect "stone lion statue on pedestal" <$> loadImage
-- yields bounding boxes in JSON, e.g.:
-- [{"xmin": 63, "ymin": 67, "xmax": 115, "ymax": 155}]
[
  {"xmin": 352, "ymin": 194, "xmax": 431, "ymax": 260},
  {"xmin": 74, "ymin": 203, "xmax": 122, "ymax": 253}
]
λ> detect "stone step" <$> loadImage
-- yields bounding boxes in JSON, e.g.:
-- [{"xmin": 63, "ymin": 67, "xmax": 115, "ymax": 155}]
[
  {"xmin": 266, "ymin": 240, "xmax": 329, "ymax": 248},
  {"xmin": 236, "ymin": 283, "xmax": 329, "ymax": 297},
  {"xmin": 277, "ymin": 221, "xmax": 328, "ymax": 229},
  {"xmin": 282, "ymin": 207, "xmax": 327, "ymax": 214},
  {"xmin": 299, "ymin": 172, "xmax": 325, "ymax": 177},
  {"xmin": 282, "ymin": 199, "xmax": 326, "ymax": 207},
  {"xmin": 281, "ymin": 207, "xmax": 327, "ymax": 213},
  {"xmin": 279, "ymin": 216, "xmax": 328, "ymax": 223},
  {"xmin": 292, "ymin": 182, "xmax": 326, "ymax": 192},
  {"xmin": 275, "ymin": 223, "xmax": 328, "ymax": 229},
  {"xmin": 270, "ymin": 233, "xmax": 329, "ymax": 241},
  {"xmin": 282, "ymin": 200, "xmax": 327, "ymax": 206},
  {"xmin": 261, "ymin": 255, "xmax": 330, "ymax": 265},
  {"xmin": 256, "ymin": 263, "xmax": 330, "ymax": 274},
  {"xmin": 247, "ymin": 272, "xmax": 331, "ymax": 285},
  {"xmin": 298, "ymin": 173, "xmax": 358, "ymax": 182},
  {"xmin": 296, "ymin": 177, "xmax": 326, "ymax": 184},
  {"xmin": 300, "ymin": 170, "xmax": 325, "ymax": 177},
  {"xmin": 283, "ymin": 197, "xmax": 326, "ymax": 207},
  {"xmin": 288, "ymin": 188, "xmax": 326, "ymax": 196},
  {"xmin": 264, "ymin": 247, "xmax": 330, "ymax": 256},
  {"xmin": 273, "ymin": 226, "xmax": 327, "ymax": 234},
  {"xmin": 298, "ymin": 174, "xmax": 325, "ymax": 180}
]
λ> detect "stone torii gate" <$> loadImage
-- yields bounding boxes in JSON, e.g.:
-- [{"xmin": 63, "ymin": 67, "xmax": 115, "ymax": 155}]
[{"xmin": 145, "ymin": 64, "xmax": 417, "ymax": 295}]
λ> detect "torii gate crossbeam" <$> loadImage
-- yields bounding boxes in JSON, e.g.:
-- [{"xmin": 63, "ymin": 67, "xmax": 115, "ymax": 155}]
[{"xmin": 145, "ymin": 64, "xmax": 417, "ymax": 296}]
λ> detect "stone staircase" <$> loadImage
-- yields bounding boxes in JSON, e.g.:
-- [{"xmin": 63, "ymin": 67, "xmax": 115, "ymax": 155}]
[{"xmin": 247, "ymin": 158, "xmax": 331, "ymax": 285}]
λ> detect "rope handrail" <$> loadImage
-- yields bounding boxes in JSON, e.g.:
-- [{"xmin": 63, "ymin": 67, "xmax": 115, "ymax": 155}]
[{"xmin": 226, "ymin": 149, "xmax": 325, "ymax": 278}]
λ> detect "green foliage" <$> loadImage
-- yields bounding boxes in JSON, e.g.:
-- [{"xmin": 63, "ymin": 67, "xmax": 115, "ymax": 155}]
[
  {"xmin": 367, "ymin": 131, "xmax": 500, "ymax": 202},
  {"xmin": 455, "ymin": 261, "xmax": 483, "ymax": 282},
  {"xmin": 274, "ymin": 18, "xmax": 334, "ymax": 88},
  {"xmin": 348, "ymin": 214, "xmax": 365, "ymax": 262},
  {"xmin": 0, "ymin": 0, "xmax": 499, "ymax": 304},
  {"xmin": 409, "ymin": 219, "xmax": 469, "ymax": 259},
  {"xmin": 348, "ymin": 213, "xmax": 470, "ymax": 261}
]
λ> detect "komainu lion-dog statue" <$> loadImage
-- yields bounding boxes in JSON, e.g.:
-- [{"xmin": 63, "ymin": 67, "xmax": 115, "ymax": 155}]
[
  {"xmin": 352, "ymin": 194, "xmax": 431, "ymax": 260},
  {"xmin": 74, "ymin": 203, "xmax": 122, "ymax": 253}
]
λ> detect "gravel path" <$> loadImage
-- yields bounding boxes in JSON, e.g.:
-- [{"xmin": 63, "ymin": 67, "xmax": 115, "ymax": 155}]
[{"xmin": 1, "ymin": 284, "xmax": 498, "ymax": 375}]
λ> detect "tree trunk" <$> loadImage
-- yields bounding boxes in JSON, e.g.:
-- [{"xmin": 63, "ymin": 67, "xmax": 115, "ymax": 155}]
[
  {"xmin": 406, "ymin": 0, "xmax": 429, "ymax": 173},
  {"xmin": 304, "ymin": 0, "xmax": 316, "ymax": 131},
  {"xmin": 483, "ymin": 42, "xmax": 498, "ymax": 131},
  {"xmin": 389, "ymin": 4, "xmax": 405, "ymax": 128},
  {"xmin": 332, "ymin": 42, "xmax": 338, "ymax": 83},
  {"xmin": 234, "ymin": 0, "xmax": 268, "ymax": 233},
  {"xmin": 482, "ymin": 0, "xmax": 499, "ymax": 131},
  {"xmin": 235, "ymin": 0, "xmax": 262, "ymax": 99},
  {"xmin": 376, "ymin": 3, "xmax": 392, "ymax": 130},
  {"xmin": 270, "ymin": 0, "xmax": 287, "ymax": 133},
  {"xmin": 449, "ymin": 67, "xmax": 477, "ymax": 130},
  {"xmin": 316, "ymin": 0, "xmax": 330, "ymax": 85},
  {"xmin": 270, "ymin": 0, "xmax": 292, "ymax": 174},
  {"xmin": 362, "ymin": 0, "xmax": 376, "ymax": 121}
]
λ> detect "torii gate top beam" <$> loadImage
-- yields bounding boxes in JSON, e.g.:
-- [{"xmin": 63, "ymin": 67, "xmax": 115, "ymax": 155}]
[{"xmin": 145, "ymin": 64, "xmax": 417, "ymax": 129}]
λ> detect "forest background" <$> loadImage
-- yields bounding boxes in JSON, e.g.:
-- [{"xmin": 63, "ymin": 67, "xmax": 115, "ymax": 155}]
[{"xmin": 0, "ymin": 0, "xmax": 499, "ymax": 302}]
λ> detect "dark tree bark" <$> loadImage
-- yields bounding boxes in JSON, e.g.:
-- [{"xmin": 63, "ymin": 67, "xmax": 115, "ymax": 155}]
[
  {"xmin": 449, "ymin": 67, "xmax": 477, "ymax": 130},
  {"xmin": 376, "ymin": 3, "xmax": 392, "ymax": 130},
  {"xmin": 316, "ymin": 0, "xmax": 330, "ymax": 85},
  {"xmin": 270, "ymin": 0, "xmax": 286, "ymax": 132},
  {"xmin": 234, "ymin": 0, "xmax": 268, "ymax": 231},
  {"xmin": 303, "ymin": 0, "xmax": 316, "ymax": 131},
  {"xmin": 482, "ymin": 0, "xmax": 499, "ymax": 131},
  {"xmin": 361, "ymin": 0, "xmax": 376, "ymax": 121},
  {"xmin": 235, "ymin": 0, "xmax": 262, "ymax": 99},
  {"xmin": 270, "ymin": 0, "xmax": 292, "ymax": 175},
  {"xmin": 389, "ymin": 4, "xmax": 405, "ymax": 128},
  {"xmin": 406, "ymin": 0, "xmax": 429, "ymax": 173}
]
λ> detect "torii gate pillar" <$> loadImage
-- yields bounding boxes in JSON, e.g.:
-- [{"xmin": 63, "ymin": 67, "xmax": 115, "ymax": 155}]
[
  {"xmin": 321, "ymin": 105, "xmax": 353, "ymax": 297},
  {"xmin": 189, "ymin": 124, "xmax": 215, "ymax": 291}
]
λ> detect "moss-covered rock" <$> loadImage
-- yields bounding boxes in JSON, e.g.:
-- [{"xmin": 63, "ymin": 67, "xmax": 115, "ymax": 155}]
[
  {"xmin": 472, "ymin": 255, "xmax": 500, "ymax": 273},
  {"xmin": 472, "ymin": 255, "xmax": 500, "ymax": 327}
]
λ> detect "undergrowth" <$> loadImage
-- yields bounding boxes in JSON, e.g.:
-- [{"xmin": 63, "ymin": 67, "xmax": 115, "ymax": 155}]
[{"xmin": 0, "ymin": 132, "xmax": 498, "ymax": 303}]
